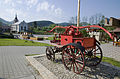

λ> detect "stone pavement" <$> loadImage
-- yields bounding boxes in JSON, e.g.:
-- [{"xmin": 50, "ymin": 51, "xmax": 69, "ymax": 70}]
[
  {"xmin": 101, "ymin": 43, "xmax": 120, "ymax": 61},
  {"xmin": 0, "ymin": 46, "xmax": 46, "ymax": 79}
]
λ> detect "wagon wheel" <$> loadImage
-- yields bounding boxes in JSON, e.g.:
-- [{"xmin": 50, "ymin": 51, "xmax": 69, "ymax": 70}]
[
  {"xmin": 85, "ymin": 44, "xmax": 103, "ymax": 66},
  {"xmin": 46, "ymin": 46, "xmax": 55, "ymax": 61},
  {"xmin": 62, "ymin": 45, "xmax": 85, "ymax": 74}
]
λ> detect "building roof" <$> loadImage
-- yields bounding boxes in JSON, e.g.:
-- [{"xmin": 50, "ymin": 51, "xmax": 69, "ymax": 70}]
[
  {"xmin": 12, "ymin": 20, "xmax": 27, "ymax": 25},
  {"xmin": 13, "ymin": 14, "xmax": 19, "ymax": 23},
  {"xmin": 113, "ymin": 28, "xmax": 120, "ymax": 32},
  {"xmin": 12, "ymin": 22, "xmax": 21, "ymax": 25}
]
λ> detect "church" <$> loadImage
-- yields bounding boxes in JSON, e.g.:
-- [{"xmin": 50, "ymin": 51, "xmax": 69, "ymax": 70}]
[{"xmin": 11, "ymin": 15, "xmax": 28, "ymax": 33}]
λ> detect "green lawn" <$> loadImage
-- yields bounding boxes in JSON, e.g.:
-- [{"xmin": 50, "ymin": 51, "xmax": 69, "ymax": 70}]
[
  {"xmin": 0, "ymin": 38, "xmax": 52, "ymax": 46},
  {"xmin": 47, "ymin": 37, "xmax": 54, "ymax": 40}
]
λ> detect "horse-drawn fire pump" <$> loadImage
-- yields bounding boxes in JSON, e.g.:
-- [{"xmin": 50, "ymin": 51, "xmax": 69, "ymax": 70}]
[{"xmin": 46, "ymin": 25, "xmax": 114, "ymax": 74}]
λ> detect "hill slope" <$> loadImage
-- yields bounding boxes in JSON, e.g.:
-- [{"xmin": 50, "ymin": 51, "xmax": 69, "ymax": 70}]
[
  {"xmin": 0, "ymin": 18, "xmax": 12, "ymax": 26},
  {"xmin": 28, "ymin": 21, "xmax": 54, "ymax": 27}
]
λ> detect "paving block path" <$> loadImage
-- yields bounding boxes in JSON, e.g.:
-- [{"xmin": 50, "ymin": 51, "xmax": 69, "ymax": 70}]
[
  {"xmin": 101, "ymin": 43, "xmax": 120, "ymax": 61},
  {"xmin": 0, "ymin": 46, "xmax": 46, "ymax": 79}
]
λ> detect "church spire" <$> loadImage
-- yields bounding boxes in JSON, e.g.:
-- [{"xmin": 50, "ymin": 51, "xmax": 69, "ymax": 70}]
[{"xmin": 14, "ymin": 14, "xmax": 19, "ymax": 23}]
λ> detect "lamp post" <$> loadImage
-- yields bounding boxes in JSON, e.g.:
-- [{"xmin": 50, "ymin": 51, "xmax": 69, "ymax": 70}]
[{"xmin": 77, "ymin": 0, "xmax": 80, "ymax": 27}]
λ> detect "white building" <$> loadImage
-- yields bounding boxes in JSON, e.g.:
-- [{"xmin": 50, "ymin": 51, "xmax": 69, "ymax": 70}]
[
  {"xmin": 89, "ymin": 31, "xmax": 103, "ymax": 41},
  {"xmin": 11, "ymin": 15, "xmax": 28, "ymax": 33}
]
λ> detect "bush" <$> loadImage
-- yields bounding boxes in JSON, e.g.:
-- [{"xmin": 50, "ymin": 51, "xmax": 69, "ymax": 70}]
[{"xmin": 0, "ymin": 33, "xmax": 14, "ymax": 38}]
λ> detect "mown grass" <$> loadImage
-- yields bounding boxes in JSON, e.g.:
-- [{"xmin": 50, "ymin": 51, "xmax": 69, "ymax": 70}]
[
  {"xmin": 0, "ymin": 38, "xmax": 52, "ymax": 46},
  {"xmin": 47, "ymin": 36, "xmax": 61, "ymax": 40},
  {"xmin": 102, "ymin": 56, "xmax": 120, "ymax": 67},
  {"xmin": 47, "ymin": 37, "xmax": 54, "ymax": 40}
]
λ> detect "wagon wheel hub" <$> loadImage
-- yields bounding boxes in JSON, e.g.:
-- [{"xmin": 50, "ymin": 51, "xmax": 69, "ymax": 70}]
[
  {"xmin": 87, "ymin": 50, "xmax": 93, "ymax": 57},
  {"xmin": 69, "ymin": 57, "xmax": 75, "ymax": 63}
]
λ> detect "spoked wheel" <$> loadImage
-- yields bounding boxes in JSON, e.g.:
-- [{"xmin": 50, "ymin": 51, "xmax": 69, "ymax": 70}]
[
  {"xmin": 46, "ymin": 46, "xmax": 55, "ymax": 61},
  {"xmin": 85, "ymin": 44, "xmax": 103, "ymax": 66},
  {"xmin": 62, "ymin": 45, "xmax": 85, "ymax": 74}
]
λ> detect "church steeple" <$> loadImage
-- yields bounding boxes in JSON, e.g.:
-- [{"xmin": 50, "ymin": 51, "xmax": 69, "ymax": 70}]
[{"xmin": 14, "ymin": 14, "xmax": 19, "ymax": 23}]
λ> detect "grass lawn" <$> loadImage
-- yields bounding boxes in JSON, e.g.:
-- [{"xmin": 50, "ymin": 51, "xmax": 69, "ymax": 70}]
[
  {"xmin": 46, "ymin": 36, "xmax": 54, "ymax": 40},
  {"xmin": 0, "ymin": 38, "xmax": 52, "ymax": 46}
]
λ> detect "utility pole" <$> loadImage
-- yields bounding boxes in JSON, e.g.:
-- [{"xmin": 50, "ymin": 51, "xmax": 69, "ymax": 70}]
[{"xmin": 77, "ymin": 0, "xmax": 80, "ymax": 27}]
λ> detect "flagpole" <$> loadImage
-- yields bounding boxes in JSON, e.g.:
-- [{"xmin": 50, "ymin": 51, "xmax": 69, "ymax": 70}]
[{"xmin": 77, "ymin": 0, "xmax": 80, "ymax": 27}]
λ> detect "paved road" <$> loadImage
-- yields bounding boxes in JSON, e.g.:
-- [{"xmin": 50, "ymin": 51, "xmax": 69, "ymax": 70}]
[
  {"xmin": 0, "ymin": 46, "xmax": 46, "ymax": 79},
  {"xmin": 101, "ymin": 43, "xmax": 120, "ymax": 61}
]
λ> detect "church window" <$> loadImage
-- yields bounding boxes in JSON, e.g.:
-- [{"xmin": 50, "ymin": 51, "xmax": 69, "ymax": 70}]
[{"xmin": 24, "ymin": 27, "xmax": 26, "ymax": 31}]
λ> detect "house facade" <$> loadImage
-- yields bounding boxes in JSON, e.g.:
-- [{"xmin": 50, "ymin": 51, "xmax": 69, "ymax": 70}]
[
  {"xmin": 105, "ymin": 17, "xmax": 120, "ymax": 39},
  {"xmin": 105, "ymin": 17, "xmax": 120, "ymax": 27},
  {"xmin": 11, "ymin": 15, "xmax": 28, "ymax": 33}
]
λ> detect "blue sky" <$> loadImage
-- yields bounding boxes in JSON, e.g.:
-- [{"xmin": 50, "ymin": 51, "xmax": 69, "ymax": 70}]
[{"xmin": 0, "ymin": 0, "xmax": 120, "ymax": 23}]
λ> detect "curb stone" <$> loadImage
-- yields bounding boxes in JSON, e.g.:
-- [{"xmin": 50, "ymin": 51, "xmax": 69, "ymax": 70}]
[{"xmin": 26, "ymin": 54, "xmax": 58, "ymax": 79}]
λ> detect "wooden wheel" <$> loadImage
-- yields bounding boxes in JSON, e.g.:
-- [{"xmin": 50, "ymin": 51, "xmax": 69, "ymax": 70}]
[
  {"xmin": 85, "ymin": 44, "xmax": 103, "ymax": 66},
  {"xmin": 46, "ymin": 46, "xmax": 55, "ymax": 61},
  {"xmin": 62, "ymin": 45, "xmax": 85, "ymax": 74}
]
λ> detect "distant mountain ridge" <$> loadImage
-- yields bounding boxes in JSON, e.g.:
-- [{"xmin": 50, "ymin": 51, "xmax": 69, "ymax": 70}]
[
  {"xmin": 0, "ymin": 18, "xmax": 12, "ymax": 26},
  {"xmin": 0, "ymin": 17, "xmax": 73, "ymax": 27},
  {"xmin": 57, "ymin": 22, "xmax": 73, "ymax": 26},
  {"xmin": 28, "ymin": 21, "xmax": 54, "ymax": 27}
]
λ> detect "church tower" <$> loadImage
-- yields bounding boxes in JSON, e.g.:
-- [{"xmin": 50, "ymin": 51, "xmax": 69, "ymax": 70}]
[{"xmin": 13, "ymin": 14, "xmax": 19, "ymax": 23}]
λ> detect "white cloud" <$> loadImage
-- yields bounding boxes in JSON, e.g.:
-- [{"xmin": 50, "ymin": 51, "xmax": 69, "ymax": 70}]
[
  {"xmin": 26, "ymin": 0, "xmax": 38, "ymax": 8},
  {"xmin": 4, "ymin": 0, "xmax": 12, "ymax": 4},
  {"xmin": 36, "ymin": 3, "xmax": 41, "ymax": 12},
  {"xmin": 51, "ymin": 5, "xmax": 55, "ymax": 11},
  {"xmin": 17, "ymin": 0, "xmax": 22, "ymax": 4},
  {"xmin": 6, "ymin": 8, "xmax": 27, "ymax": 20},
  {"xmin": 55, "ymin": 8, "xmax": 62, "ymax": 16},
  {"xmin": 11, "ymin": 2, "xmax": 15, "ymax": 7},
  {"xmin": 36, "ymin": 1, "xmax": 49, "ymax": 12},
  {"xmin": 4, "ymin": 0, "xmax": 15, "ymax": 7},
  {"xmin": 36, "ymin": 1, "xmax": 63, "ymax": 22},
  {"xmin": 36, "ymin": 1, "xmax": 63, "ymax": 16}
]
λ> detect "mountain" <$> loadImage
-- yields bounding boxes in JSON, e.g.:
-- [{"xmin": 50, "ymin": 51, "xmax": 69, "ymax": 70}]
[
  {"xmin": 57, "ymin": 22, "xmax": 73, "ymax": 26},
  {"xmin": 28, "ymin": 21, "xmax": 54, "ymax": 27},
  {"xmin": 0, "ymin": 18, "xmax": 12, "ymax": 26}
]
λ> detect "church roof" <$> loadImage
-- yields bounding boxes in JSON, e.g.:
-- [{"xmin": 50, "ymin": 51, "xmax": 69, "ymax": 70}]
[
  {"xmin": 13, "ymin": 14, "xmax": 19, "ymax": 23},
  {"xmin": 13, "ymin": 22, "xmax": 21, "ymax": 25},
  {"xmin": 12, "ymin": 21, "xmax": 27, "ymax": 25}
]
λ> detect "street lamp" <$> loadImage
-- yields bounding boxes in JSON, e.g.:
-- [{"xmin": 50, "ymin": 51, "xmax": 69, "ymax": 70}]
[{"xmin": 77, "ymin": 0, "xmax": 80, "ymax": 27}]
